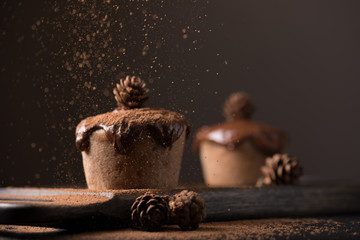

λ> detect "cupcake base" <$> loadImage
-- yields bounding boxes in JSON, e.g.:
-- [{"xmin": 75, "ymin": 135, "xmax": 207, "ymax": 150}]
[
  {"xmin": 82, "ymin": 129, "xmax": 186, "ymax": 190},
  {"xmin": 199, "ymin": 140, "xmax": 266, "ymax": 187}
]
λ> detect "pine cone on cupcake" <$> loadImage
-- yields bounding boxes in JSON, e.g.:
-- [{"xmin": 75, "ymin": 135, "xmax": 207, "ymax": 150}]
[
  {"xmin": 113, "ymin": 76, "xmax": 149, "ymax": 109},
  {"xmin": 223, "ymin": 91, "xmax": 255, "ymax": 120},
  {"xmin": 194, "ymin": 92, "xmax": 287, "ymax": 187},
  {"xmin": 75, "ymin": 76, "xmax": 190, "ymax": 190}
]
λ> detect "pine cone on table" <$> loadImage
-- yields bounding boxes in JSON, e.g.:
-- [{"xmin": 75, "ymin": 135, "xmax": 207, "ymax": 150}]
[
  {"xmin": 169, "ymin": 190, "xmax": 206, "ymax": 230},
  {"xmin": 260, "ymin": 153, "xmax": 303, "ymax": 186},
  {"xmin": 131, "ymin": 193, "xmax": 170, "ymax": 231},
  {"xmin": 223, "ymin": 91, "xmax": 255, "ymax": 121},
  {"xmin": 113, "ymin": 75, "xmax": 149, "ymax": 109}
]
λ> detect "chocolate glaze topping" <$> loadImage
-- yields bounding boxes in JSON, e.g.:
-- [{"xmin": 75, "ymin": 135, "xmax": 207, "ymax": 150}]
[
  {"xmin": 76, "ymin": 108, "xmax": 190, "ymax": 154},
  {"xmin": 193, "ymin": 119, "xmax": 286, "ymax": 155}
]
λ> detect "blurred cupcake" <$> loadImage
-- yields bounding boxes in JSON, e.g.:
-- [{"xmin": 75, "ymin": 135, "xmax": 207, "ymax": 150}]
[
  {"xmin": 194, "ymin": 92, "xmax": 286, "ymax": 187},
  {"xmin": 76, "ymin": 76, "xmax": 190, "ymax": 190}
]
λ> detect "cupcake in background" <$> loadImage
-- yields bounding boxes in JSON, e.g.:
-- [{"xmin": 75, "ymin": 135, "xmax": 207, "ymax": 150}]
[{"xmin": 194, "ymin": 92, "xmax": 286, "ymax": 187}]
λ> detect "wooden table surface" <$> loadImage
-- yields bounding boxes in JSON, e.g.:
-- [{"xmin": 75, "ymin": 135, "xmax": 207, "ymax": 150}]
[
  {"xmin": 1, "ymin": 215, "xmax": 360, "ymax": 240},
  {"xmin": 1, "ymin": 178, "xmax": 360, "ymax": 229},
  {"xmin": 1, "ymin": 178, "xmax": 359, "ymax": 239}
]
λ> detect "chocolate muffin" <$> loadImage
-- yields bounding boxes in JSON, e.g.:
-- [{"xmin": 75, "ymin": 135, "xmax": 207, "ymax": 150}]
[
  {"xmin": 193, "ymin": 92, "xmax": 286, "ymax": 187},
  {"xmin": 76, "ymin": 76, "xmax": 190, "ymax": 190}
]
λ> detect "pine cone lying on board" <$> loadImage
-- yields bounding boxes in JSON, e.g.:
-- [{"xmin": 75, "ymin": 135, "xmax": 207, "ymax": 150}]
[
  {"xmin": 169, "ymin": 190, "xmax": 206, "ymax": 230},
  {"xmin": 131, "ymin": 192, "xmax": 170, "ymax": 231},
  {"xmin": 260, "ymin": 153, "xmax": 303, "ymax": 186}
]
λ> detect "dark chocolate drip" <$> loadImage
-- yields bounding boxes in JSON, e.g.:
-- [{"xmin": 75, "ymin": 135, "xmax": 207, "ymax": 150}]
[
  {"xmin": 75, "ymin": 108, "xmax": 190, "ymax": 154},
  {"xmin": 193, "ymin": 119, "xmax": 286, "ymax": 156},
  {"xmin": 148, "ymin": 122, "xmax": 186, "ymax": 147}
]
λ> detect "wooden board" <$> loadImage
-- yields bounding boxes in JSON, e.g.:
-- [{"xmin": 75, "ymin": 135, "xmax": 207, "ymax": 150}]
[{"xmin": 1, "ymin": 178, "xmax": 360, "ymax": 230}]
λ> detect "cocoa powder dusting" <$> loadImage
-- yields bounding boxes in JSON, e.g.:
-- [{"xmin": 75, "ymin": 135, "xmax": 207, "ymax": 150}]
[
  {"xmin": 0, "ymin": 193, "xmax": 109, "ymax": 206},
  {"xmin": 76, "ymin": 108, "xmax": 190, "ymax": 154},
  {"xmin": 0, "ymin": 188, "xmax": 169, "ymax": 206},
  {"xmin": 1, "ymin": 217, "xmax": 359, "ymax": 239}
]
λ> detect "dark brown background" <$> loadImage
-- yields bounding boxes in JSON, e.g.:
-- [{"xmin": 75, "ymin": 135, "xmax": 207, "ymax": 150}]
[{"xmin": 1, "ymin": 0, "xmax": 359, "ymax": 187}]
